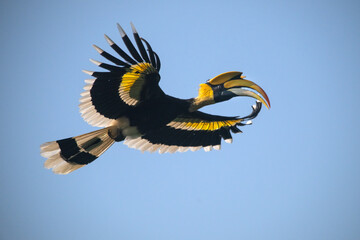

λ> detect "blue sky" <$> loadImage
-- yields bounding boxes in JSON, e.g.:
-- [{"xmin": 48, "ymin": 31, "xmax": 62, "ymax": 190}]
[{"xmin": 1, "ymin": 0, "xmax": 360, "ymax": 239}]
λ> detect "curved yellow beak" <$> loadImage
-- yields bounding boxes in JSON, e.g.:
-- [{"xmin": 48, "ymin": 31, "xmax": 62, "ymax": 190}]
[
  {"xmin": 224, "ymin": 79, "xmax": 271, "ymax": 109},
  {"xmin": 208, "ymin": 71, "xmax": 243, "ymax": 85},
  {"xmin": 208, "ymin": 71, "xmax": 271, "ymax": 109}
]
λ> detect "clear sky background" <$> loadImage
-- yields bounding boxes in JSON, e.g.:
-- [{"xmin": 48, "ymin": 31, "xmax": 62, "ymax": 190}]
[{"xmin": 1, "ymin": 0, "xmax": 360, "ymax": 239}]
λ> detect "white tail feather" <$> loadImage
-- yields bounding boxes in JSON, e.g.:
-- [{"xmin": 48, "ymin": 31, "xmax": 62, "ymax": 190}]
[{"xmin": 40, "ymin": 127, "xmax": 115, "ymax": 174}]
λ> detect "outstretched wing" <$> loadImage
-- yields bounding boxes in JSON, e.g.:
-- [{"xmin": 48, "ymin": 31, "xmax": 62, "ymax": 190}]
[
  {"xmin": 80, "ymin": 23, "xmax": 162, "ymax": 127},
  {"xmin": 124, "ymin": 101, "xmax": 262, "ymax": 153}
]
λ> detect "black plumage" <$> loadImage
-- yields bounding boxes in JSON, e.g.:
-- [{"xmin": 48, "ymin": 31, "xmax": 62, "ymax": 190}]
[{"xmin": 40, "ymin": 23, "xmax": 269, "ymax": 174}]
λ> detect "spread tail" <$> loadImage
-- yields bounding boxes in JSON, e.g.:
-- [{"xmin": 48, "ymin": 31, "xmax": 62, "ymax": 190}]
[{"xmin": 40, "ymin": 127, "xmax": 122, "ymax": 174}]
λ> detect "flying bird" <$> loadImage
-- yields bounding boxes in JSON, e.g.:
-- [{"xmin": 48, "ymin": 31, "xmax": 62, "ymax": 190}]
[{"xmin": 40, "ymin": 23, "xmax": 270, "ymax": 174}]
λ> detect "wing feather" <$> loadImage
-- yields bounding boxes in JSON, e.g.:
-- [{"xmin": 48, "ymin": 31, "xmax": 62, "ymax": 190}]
[
  {"xmin": 153, "ymin": 51, "xmax": 161, "ymax": 71},
  {"xmin": 117, "ymin": 23, "xmax": 143, "ymax": 62},
  {"xmin": 124, "ymin": 102, "xmax": 262, "ymax": 153},
  {"xmin": 141, "ymin": 38, "xmax": 156, "ymax": 68},
  {"xmin": 79, "ymin": 24, "xmax": 162, "ymax": 127},
  {"xmin": 131, "ymin": 23, "xmax": 150, "ymax": 63},
  {"xmin": 92, "ymin": 44, "xmax": 130, "ymax": 67},
  {"xmin": 104, "ymin": 34, "xmax": 136, "ymax": 65}
]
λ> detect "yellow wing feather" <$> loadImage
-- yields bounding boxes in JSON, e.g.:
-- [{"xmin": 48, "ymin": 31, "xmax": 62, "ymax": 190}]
[
  {"xmin": 119, "ymin": 63, "xmax": 158, "ymax": 106},
  {"xmin": 167, "ymin": 118, "xmax": 241, "ymax": 131}
]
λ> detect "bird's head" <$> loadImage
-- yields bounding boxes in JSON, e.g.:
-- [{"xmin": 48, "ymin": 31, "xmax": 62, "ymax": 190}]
[{"xmin": 190, "ymin": 71, "xmax": 270, "ymax": 111}]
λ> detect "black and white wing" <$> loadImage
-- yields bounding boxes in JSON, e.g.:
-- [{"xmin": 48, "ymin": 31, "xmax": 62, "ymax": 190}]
[
  {"xmin": 80, "ymin": 23, "xmax": 162, "ymax": 127},
  {"xmin": 124, "ymin": 102, "xmax": 262, "ymax": 153}
]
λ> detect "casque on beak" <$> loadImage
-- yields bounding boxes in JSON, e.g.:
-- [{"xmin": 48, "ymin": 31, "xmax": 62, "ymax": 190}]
[{"xmin": 207, "ymin": 71, "xmax": 271, "ymax": 109}]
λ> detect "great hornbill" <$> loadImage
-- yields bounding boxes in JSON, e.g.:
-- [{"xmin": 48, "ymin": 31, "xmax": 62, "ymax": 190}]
[{"xmin": 40, "ymin": 23, "xmax": 270, "ymax": 174}]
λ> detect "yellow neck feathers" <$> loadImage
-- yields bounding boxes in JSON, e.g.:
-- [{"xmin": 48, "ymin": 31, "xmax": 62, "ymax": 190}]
[{"xmin": 189, "ymin": 83, "xmax": 215, "ymax": 112}]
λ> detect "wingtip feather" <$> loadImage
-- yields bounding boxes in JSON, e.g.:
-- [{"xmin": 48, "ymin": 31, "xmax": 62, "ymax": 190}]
[
  {"xmin": 130, "ymin": 22, "xmax": 137, "ymax": 33},
  {"xmin": 89, "ymin": 59, "xmax": 101, "ymax": 66},
  {"xmin": 117, "ymin": 23, "xmax": 126, "ymax": 37},
  {"xmin": 92, "ymin": 44, "xmax": 104, "ymax": 54},
  {"xmin": 104, "ymin": 34, "xmax": 115, "ymax": 45},
  {"xmin": 82, "ymin": 70, "xmax": 94, "ymax": 76}
]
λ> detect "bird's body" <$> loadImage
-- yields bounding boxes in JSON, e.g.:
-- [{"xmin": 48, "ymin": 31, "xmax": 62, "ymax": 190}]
[
  {"xmin": 125, "ymin": 95, "xmax": 190, "ymax": 133},
  {"xmin": 40, "ymin": 23, "xmax": 270, "ymax": 174}
]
